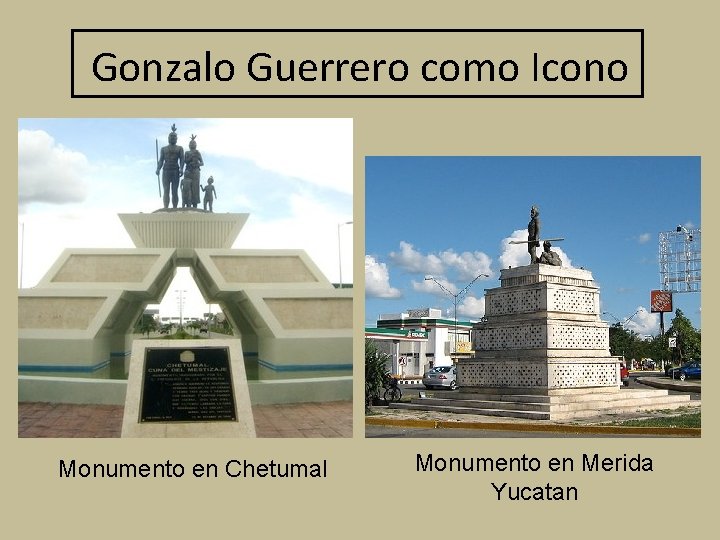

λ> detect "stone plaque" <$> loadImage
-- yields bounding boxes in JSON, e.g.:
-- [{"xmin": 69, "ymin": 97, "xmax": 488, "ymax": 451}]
[{"xmin": 140, "ymin": 347, "xmax": 236, "ymax": 422}]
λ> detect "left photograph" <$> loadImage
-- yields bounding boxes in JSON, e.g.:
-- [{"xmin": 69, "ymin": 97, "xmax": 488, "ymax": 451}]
[{"xmin": 18, "ymin": 118, "xmax": 353, "ymax": 438}]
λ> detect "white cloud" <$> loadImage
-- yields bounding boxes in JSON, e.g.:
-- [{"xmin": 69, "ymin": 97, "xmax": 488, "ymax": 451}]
[
  {"xmin": 498, "ymin": 230, "xmax": 530, "ymax": 269},
  {"xmin": 18, "ymin": 130, "xmax": 89, "ymax": 207},
  {"xmin": 389, "ymin": 241, "xmax": 444, "ymax": 275},
  {"xmin": 439, "ymin": 249, "xmax": 493, "ymax": 281},
  {"xmin": 388, "ymin": 242, "xmax": 493, "ymax": 309},
  {"xmin": 637, "ymin": 233, "xmax": 651, "ymax": 244},
  {"xmin": 626, "ymin": 306, "xmax": 659, "ymax": 335},
  {"xmin": 415, "ymin": 277, "xmax": 487, "ymax": 318},
  {"xmin": 458, "ymin": 295, "xmax": 485, "ymax": 318},
  {"xmin": 389, "ymin": 241, "xmax": 494, "ymax": 281},
  {"xmin": 498, "ymin": 229, "xmax": 573, "ymax": 269},
  {"xmin": 198, "ymin": 118, "xmax": 352, "ymax": 195},
  {"xmin": 234, "ymin": 193, "xmax": 352, "ymax": 283},
  {"xmin": 413, "ymin": 276, "xmax": 457, "ymax": 296},
  {"xmin": 365, "ymin": 255, "xmax": 401, "ymax": 298}
]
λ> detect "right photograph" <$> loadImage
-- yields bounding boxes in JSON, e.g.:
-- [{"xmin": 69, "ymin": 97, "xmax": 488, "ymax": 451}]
[{"xmin": 364, "ymin": 156, "xmax": 701, "ymax": 438}]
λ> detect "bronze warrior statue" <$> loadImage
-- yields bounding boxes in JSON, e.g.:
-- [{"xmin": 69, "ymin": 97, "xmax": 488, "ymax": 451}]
[
  {"xmin": 156, "ymin": 124, "xmax": 184, "ymax": 209},
  {"xmin": 183, "ymin": 134, "xmax": 204, "ymax": 209},
  {"xmin": 527, "ymin": 205, "xmax": 541, "ymax": 264}
]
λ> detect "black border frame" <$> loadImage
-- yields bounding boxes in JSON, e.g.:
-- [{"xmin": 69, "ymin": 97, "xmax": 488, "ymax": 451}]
[{"xmin": 71, "ymin": 28, "xmax": 645, "ymax": 99}]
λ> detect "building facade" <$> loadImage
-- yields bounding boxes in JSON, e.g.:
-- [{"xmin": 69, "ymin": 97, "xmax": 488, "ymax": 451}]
[{"xmin": 366, "ymin": 308, "xmax": 475, "ymax": 380}]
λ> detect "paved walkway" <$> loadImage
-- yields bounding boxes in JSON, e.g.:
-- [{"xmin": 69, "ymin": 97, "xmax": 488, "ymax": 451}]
[{"xmin": 18, "ymin": 401, "xmax": 352, "ymax": 438}]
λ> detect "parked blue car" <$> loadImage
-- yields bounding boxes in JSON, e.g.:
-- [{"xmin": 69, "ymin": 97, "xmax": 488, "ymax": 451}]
[{"xmin": 667, "ymin": 360, "xmax": 701, "ymax": 381}]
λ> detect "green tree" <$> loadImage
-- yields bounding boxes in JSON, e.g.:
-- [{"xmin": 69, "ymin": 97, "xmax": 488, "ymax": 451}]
[
  {"xmin": 134, "ymin": 313, "xmax": 158, "ymax": 337},
  {"xmin": 365, "ymin": 339, "xmax": 390, "ymax": 409},
  {"xmin": 609, "ymin": 323, "xmax": 633, "ymax": 360},
  {"xmin": 159, "ymin": 322, "xmax": 175, "ymax": 335},
  {"xmin": 208, "ymin": 313, "xmax": 233, "ymax": 335},
  {"xmin": 608, "ymin": 323, "xmax": 650, "ymax": 361},
  {"xmin": 645, "ymin": 334, "xmax": 670, "ymax": 366},
  {"xmin": 185, "ymin": 319, "xmax": 202, "ymax": 335},
  {"xmin": 609, "ymin": 322, "xmax": 664, "ymax": 367},
  {"xmin": 667, "ymin": 309, "xmax": 701, "ymax": 364}
]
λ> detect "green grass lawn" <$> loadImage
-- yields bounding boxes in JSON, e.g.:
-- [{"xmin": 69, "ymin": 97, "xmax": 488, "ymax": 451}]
[{"xmin": 611, "ymin": 411, "xmax": 700, "ymax": 428}]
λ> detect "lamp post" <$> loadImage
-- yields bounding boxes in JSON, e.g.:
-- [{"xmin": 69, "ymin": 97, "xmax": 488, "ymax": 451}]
[
  {"xmin": 19, "ymin": 221, "xmax": 24, "ymax": 289},
  {"xmin": 603, "ymin": 309, "xmax": 641, "ymax": 328},
  {"xmin": 425, "ymin": 273, "xmax": 489, "ymax": 357},
  {"xmin": 337, "ymin": 220, "xmax": 353, "ymax": 288},
  {"xmin": 175, "ymin": 289, "xmax": 187, "ymax": 328}
]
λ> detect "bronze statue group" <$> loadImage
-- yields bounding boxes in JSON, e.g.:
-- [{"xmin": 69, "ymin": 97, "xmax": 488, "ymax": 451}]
[
  {"xmin": 156, "ymin": 124, "xmax": 217, "ymax": 212},
  {"xmin": 527, "ymin": 205, "xmax": 562, "ymax": 266}
]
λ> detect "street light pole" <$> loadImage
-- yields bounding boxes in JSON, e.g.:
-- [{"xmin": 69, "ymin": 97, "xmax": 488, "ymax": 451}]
[
  {"xmin": 19, "ymin": 221, "xmax": 25, "ymax": 289},
  {"xmin": 176, "ymin": 289, "xmax": 187, "ymax": 328},
  {"xmin": 338, "ymin": 221, "xmax": 353, "ymax": 288},
  {"xmin": 603, "ymin": 309, "xmax": 641, "ymax": 328},
  {"xmin": 425, "ymin": 273, "xmax": 489, "ymax": 357}
]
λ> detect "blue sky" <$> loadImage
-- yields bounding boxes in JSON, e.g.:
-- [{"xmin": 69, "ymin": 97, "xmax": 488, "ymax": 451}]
[
  {"xmin": 365, "ymin": 156, "xmax": 701, "ymax": 334},
  {"xmin": 18, "ymin": 118, "xmax": 353, "ymax": 318}
]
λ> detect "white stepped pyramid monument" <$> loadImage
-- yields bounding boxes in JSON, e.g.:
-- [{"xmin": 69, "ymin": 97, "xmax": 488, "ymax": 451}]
[
  {"xmin": 18, "ymin": 124, "xmax": 352, "ymax": 408},
  {"xmin": 391, "ymin": 206, "xmax": 692, "ymax": 420}
]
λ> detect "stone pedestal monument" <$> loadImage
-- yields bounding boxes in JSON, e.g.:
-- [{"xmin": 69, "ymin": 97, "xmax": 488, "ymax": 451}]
[
  {"xmin": 18, "ymin": 122, "xmax": 352, "ymax": 436},
  {"xmin": 459, "ymin": 264, "xmax": 619, "ymax": 392},
  {"xmin": 388, "ymin": 206, "xmax": 693, "ymax": 420}
]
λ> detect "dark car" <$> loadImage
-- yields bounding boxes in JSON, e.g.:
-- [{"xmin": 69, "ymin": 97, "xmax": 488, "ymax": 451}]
[
  {"xmin": 666, "ymin": 360, "xmax": 701, "ymax": 381},
  {"xmin": 422, "ymin": 365, "xmax": 457, "ymax": 390},
  {"xmin": 678, "ymin": 360, "xmax": 701, "ymax": 381}
]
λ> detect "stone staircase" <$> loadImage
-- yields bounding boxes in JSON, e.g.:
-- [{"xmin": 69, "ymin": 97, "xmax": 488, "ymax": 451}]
[{"xmin": 388, "ymin": 388, "xmax": 695, "ymax": 421}]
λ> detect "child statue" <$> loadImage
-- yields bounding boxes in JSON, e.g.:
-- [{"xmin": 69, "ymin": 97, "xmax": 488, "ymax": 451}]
[
  {"xmin": 180, "ymin": 175, "xmax": 192, "ymax": 208},
  {"xmin": 202, "ymin": 176, "xmax": 218, "ymax": 212}
]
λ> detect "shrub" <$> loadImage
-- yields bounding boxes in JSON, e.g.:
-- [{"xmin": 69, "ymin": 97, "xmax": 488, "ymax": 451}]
[{"xmin": 365, "ymin": 339, "xmax": 390, "ymax": 409}]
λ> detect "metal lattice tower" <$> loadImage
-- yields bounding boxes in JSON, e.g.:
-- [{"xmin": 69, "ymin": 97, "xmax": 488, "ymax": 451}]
[{"xmin": 659, "ymin": 226, "xmax": 701, "ymax": 293}]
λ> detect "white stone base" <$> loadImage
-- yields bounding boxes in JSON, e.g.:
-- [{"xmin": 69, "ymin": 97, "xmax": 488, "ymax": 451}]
[
  {"xmin": 459, "ymin": 357, "xmax": 621, "ymax": 389},
  {"xmin": 462, "ymin": 264, "xmax": 619, "ymax": 392},
  {"xmin": 19, "ymin": 212, "xmax": 352, "ymax": 399},
  {"xmin": 391, "ymin": 387, "xmax": 694, "ymax": 420}
]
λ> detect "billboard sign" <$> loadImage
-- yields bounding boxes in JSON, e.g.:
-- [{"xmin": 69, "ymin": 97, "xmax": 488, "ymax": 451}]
[{"xmin": 650, "ymin": 290, "xmax": 673, "ymax": 313}]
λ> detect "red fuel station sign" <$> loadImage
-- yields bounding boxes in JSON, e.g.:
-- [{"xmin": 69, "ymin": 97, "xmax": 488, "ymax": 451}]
[{"xmin": 650, "ymin": 290, "xmax": 673, "ymax": 313}]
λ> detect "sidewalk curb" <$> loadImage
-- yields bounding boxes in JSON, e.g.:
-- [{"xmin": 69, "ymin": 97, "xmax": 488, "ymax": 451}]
[
  {"xmin": 637, "ymin": 377, "xmax": 701, "ymax": 393},
  {"xmin": 365, "ymin": 416, "xmax": 700, "ymax": 437}
]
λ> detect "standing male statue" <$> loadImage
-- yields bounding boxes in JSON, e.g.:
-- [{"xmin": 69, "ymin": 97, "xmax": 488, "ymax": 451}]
[
  {"xmin": 527, "ymin": 205, "xmax": 541, "ymax": 264},
  {"xmin": 156, "ymin": 124, "xmax": 184, "ymax": 209},
  {"xmin": 183, "ymin": 134, "xmax": 204, "ymax": 208},
  {"xmin": 509, "ymin": 205, "xmax": 564, "ymax": 264}
]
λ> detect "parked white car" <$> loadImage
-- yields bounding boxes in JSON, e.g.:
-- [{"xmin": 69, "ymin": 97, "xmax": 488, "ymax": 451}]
[{"xmin": 422, "ymin": 366, "xmax": 457, "ymax": 390}]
